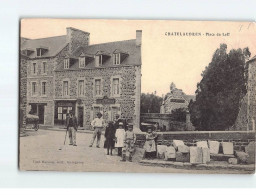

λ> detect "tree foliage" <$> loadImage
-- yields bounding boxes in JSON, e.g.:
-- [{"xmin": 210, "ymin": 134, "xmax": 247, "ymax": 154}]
[
  {"xmin": 170, "ymin": 108, "xmax": 187, "ymax": 122},
  {"xmin": 189, "ymin": 44, "xmax": 250, "ymax": 130},
  {"xmin": 141, "ymin": 93, "xmax": 163, "ymax": 113}
]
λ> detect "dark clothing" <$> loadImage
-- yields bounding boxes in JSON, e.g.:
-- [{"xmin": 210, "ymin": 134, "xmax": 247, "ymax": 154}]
[
  {"xmin": 67, "ymin": 115, "xmax": 78, "ymax": 130},
  {"xmin": 105, "ymin": 123, "xmax": 116, "ymax": 154}
]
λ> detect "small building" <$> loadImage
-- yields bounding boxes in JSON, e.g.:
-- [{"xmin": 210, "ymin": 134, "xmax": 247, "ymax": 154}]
[
  {"xmin": 20, "ymin": 27, "xmax": 142, "ymax": 129},
  {"xmin": 160, "ymin": 82, "xmax": 195, "ymax": 114}
]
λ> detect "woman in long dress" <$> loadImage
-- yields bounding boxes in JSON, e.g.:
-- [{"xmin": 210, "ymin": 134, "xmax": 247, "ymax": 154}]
[
  {"xmin": 144, "ymin": 127, "xmax": 157, "ymax": 159},
  {"xmin": 115, "ymin": 122, "xmax": 125, "ymax": 156}
]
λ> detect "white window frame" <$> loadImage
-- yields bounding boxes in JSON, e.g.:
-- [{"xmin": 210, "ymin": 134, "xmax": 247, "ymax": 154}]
[
  {"xmin": 111, "ymin": 76, "xmax": 121, "ymax": 97},
  {"xmin": 63, "ymin": 80, "xmax": 69, "ymax": 97},
  {"xmin": 113, "ymin": 78, "xmax": 119, "ymax": 95},
  {"xmin": 95, "ymin": 79, "xmax": 101, "ymax": 96},
  {"xmin": 79, "ymin": 57, "xmax": 85, "ymax": 68},
  {"xmin": 99, "ymin": 55, "xmax": 103, "ymax": 66},
  {"xmin": 64, "ymin": 58, "xmax": 70, "ymax": 69},
  {"xmin": 113, "ymin": 53, "xmax": 120, "ymax": 65},
  {"xmin": 36, "ymin": 48, "xmax": 42, "ymax": 57},
  {"xmin": 41, "ymin": 81, "xmax": 47, "ymax": 96},
  {"xmin": 31, "ymin": 81, "xmax": 37, "ymax": 97},
  {"xmin": 42, "ymin": 61, "xmax": 47, "ymax": 75},
  {"xmin": 78, "ymin": 79, "xmax": 85, "ymax": 97}
]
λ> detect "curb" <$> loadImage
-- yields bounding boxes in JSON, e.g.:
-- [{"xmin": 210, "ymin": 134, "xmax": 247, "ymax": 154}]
[{"xmin": 139, "ymin": 159, "xmax": 255, "ymax": 172}]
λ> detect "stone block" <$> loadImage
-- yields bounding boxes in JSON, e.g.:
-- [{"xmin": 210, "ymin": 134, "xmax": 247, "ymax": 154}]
[
  {"xmin": 222, "ymin": 142, "xmax": 234, "ymax": 155},
  {"xmin": 176, "ymin": 152, "xmax": 190, "ymax": 162},
  {"xmin": 202, "ymin": 147, "xmax": 210, "ymax": 164},
  {"xmin": 132, "ymin": 148, "xmax": 145, "ymax": 163},
  {"xmin": 164, "ymin": 146, "xmax": 176, "ymax": 160},
  {"xmin": 173, "ymin": 140, "xmax": 184, "ymax": 150},
  {"xmin": 208, "ymin": 141, "xmax": 220, "ymax": 154},
  {"xmin": 235, "ymin": 151, "xmax": 249, "ymax": 164},
  {"xmin": 157, "ymin": 145, "xmax": 167, "ymax": 159},
  {"xmin": 190, "ymin": 146, "xmax": 203, "ymax": 164},
  {"xmin": 228, "ymin": 158, "xmax": 238, "ymax": 165},
  {"xmin": 245, "ymin": 141, "xmax": 255, "ymax": 164},
  {"xmin": 177, "ymin": 145, "xmax": 190, "ymax": 153},
  {"xmin": 196, "ymin": 141, "xmax": 208, "ymax": 148}
]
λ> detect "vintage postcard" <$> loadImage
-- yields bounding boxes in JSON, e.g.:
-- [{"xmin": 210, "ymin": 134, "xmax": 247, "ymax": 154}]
[{"xmin": 19, "ymin": 19, "xmax": 256, "ymax": 173}]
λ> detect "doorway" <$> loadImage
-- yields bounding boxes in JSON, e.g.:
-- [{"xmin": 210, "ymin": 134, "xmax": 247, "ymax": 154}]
[
  {"xmin": 38, "ymin": 105, "xmax": 45, "ymax": 124},
  {"xmin": 78, "ymin": 107, "xmax": 84, "ymax": 127}
]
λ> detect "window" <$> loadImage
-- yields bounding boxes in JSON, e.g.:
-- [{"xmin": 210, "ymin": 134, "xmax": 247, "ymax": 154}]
[
  {"xmin": 78, "ymin": 80, "xmax": 84, "ymax": 96},
  {"xmin": 32, "ymin": 82, "xmax": 36, "ymax": 96},
  {"xmin": 95, "ymin": 79, "xmax": 101, "ymax": 96},
  {"xmin": 36, "ymin": 48, "xmax": 42, "ymax": 57},
  {"xmin": 113, "ymin": 53, "xmax": 120, "ymax": 65},
  {"xmin": 64, "ymin": 59, "xmax": 69, "ymax": 69},
  {"xmin": 99, "ymin": 55, "xmax": 103, "ymax": 65},
  {"xmin": 42, "ymin": 62, "xmax": 47, "ymax": 74},
  {"xmin": 63, "ymin": 81, "xmax": 69, "ymax": 96},
  {"xmin": 41, "ymin": 82, "xmax": 46, "ymax": 95},
  {"xmin": 79, "ymin": 57, "xmax": 85, "ymax": 68},
  {"xmin": 32, "ymin": 63, "xmax": 36, "ymax": 74},
  {"xmin": 113, "ymin": 78, "xmax": 120, "ymax": 95}
]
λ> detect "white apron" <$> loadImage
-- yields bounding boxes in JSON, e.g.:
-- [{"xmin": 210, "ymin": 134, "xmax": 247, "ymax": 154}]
[{"xmin": 115, "ymin": 128, "xmax": 125, "ymax": 148}]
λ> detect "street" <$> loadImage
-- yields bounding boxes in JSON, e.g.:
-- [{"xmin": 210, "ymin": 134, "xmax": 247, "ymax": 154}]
[{"xmin": 19, "ymin": 129, "xmax": 249, "ymax": 173}]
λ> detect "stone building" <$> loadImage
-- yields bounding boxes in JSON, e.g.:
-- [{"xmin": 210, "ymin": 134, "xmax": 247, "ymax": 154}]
[
  {"xmin": 20, "ymin": 27, "xmax": 142, "ymax": 129},
  {"xmin": 160, "ymin": 82, "xmax": 195, "ymax": 114},
  {"xmin": 233, "ymin": 56, "xmax": 256, "ymax": 131}
]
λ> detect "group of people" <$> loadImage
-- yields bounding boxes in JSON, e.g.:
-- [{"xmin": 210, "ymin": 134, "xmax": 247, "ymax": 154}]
[{"xmin": 66, "ymin": 110, "xmax": 158, "ymax": 161}]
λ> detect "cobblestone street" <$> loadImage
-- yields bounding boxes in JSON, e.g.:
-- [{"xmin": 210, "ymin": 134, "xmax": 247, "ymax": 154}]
[{"xmin": 19, "ymin": 129, "xmax": 251, "ymax": 173}]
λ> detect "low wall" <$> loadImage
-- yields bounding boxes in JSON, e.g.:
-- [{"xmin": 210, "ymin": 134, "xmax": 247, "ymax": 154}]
[{"xmin": 135, "ymin": 130, "xmax": 255, "ymax": 151}]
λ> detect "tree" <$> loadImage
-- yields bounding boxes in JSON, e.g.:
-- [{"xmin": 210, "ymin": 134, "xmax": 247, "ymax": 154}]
[
  {"xmin": 189, "ymin": 44, "xmax": 250, "ymax": 130},
  {"xmin": 141, "ymin": 93, "xmax": 163, "ymax": 113}
]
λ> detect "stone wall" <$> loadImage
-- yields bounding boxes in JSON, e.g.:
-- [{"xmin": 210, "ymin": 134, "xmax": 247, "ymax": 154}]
[
  {"xmin": 19, "ymin": 55, "xmax": 28, "ymax": 131},
  {"xmin": 135, "ymin": 131, "xmax": 255, "ymax": 152},
  {"xmin": 55, "ymin": 65, "xmax": 141, "ymax": 128}
]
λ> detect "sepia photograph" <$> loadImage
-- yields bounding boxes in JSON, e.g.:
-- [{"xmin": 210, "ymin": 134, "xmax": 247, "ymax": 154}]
[{"xmin": 19, "ymin": 19, "xmax": 256, "ymax": 174}]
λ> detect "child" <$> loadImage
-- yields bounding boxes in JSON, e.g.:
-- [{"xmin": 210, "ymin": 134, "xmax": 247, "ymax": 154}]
[
  {"xmin": 121, "ymin": 124, "xmax": 136, "ymax": 162},
  {"xmin": 104, "ymin": 121, "xmax": 116, "ymax": 155},
  {"xmin": 144, "ymin": 127, "xmax": 157, "ymax": 159},
  {"xmin": 115, "ymin": 122, "xmax": 125, "ymax": 156}
]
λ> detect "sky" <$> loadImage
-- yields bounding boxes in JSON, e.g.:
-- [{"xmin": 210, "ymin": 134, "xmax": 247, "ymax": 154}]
[{"xmin": 21, "ymin": 19, "xmax": 256, "ymax": 96}]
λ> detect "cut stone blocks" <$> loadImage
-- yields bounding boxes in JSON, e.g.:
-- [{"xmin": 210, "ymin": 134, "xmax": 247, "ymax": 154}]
[
  {"xmin": 208, "ymin": 141, "xmax": 220, "ymax": 154},
  {"xmin": 190, "ymin": 147, "xmax": 203, "ymax": 164},
  {"xmin": 173, "ymin": 140, "xmax": 184, "ymax": 150},
  {"xmin": 176, "ymin": 152, "xmax": 190, "ymax": 162},
  {"xmin": 165, "ymin": 146, "xmax": 176, "ymax": 160},
  {"xmin": 197, "ymin": 141, "xmax": 208, "ymax": 148},
  {"xmin": 202, "ymin": 147, "xmax": 210, "ymax": 164},
  {"xmin": 157, "ymin": 145, "xmax": 167, "ymax": 159},
  {"xmin": 228, "ymin": 158, "xmax": 238, "ymax": 165},
  {"xmin": 177, "ymin": 145, "xmax": 190, "ymax": 153},
  {"xmin": 235, "ymin": 151, "xmax": 249, "ymax": 164},
  {"xmin": 245, "ymin": 141, "xmax": 255, "ymax": 164},
  {"xmin": 222, "ymin": 142, "xmax": 234, "ymax": 155}
]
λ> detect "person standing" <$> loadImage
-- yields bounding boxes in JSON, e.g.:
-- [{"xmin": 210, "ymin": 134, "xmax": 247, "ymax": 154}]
[
  {"xmin": 104, "ymin": 121, "xmax": 116, "ymax": 155},
  {"xmin": 144, "ymin": 127, "xmax": 157, "ymax": 159},
  {"xmin": 89, "ymin": 112, "xmax": 105, "ymax": 148},
  {"xmin": 115, "ymin": 122, "xmax": 125, "ymax": 156},
  {"xmin": 121, "ymin": 124, "xmax": 136, "ymax": 162},
  {"xmin": 66, "ymin": 111, "xmax": 78, "ymax": 146}
]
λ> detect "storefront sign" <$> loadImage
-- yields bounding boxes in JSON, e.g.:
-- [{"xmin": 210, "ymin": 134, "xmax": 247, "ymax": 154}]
[
  {"xmin": 96, "ymin": 96, "xmax": 115, "ymax": 104},
  {"xmin": 170, "ymin": 98, "xmax": 185, "ymax": 103}
]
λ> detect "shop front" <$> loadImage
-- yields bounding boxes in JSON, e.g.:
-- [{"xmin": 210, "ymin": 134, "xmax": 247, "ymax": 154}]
[{"xmin": 54, "ymin": 100, "xmax": 76, "ymax": 126}]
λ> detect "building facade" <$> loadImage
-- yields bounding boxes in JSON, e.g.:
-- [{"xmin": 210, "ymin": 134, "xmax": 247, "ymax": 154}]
[
  {"xmin": 20, "ymin": 27, "xmax": 142, "ymax": 129},
  {"xmin": 160, "ymin": 82, "xmax": 195, "ymax": 114}
]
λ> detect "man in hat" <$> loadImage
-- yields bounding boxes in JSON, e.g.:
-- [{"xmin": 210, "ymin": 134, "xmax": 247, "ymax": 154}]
[
  {"xmin": 66, "ymin": 110, "xmax": 78, "ymax": 146},
  {"xmin": 89, "ymin": 112, "xmax": 105, "ymax": 148}
]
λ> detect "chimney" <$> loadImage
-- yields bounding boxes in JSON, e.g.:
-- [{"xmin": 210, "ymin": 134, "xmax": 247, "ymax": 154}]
[
  {"xmin": 66, "ymin": 27, "xmax": 90, "ymax": 53},
  {"xmin": 136, "ymin": 30, "xmax": 142, "ymax": 47}
]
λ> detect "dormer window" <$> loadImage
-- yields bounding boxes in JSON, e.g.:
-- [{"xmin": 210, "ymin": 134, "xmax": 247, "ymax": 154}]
[
  {"xmin": 21, "ymin": 48, "xmax": 34, "ymax": 56},
  {"xmin": 99, "ymin": 55, "xmax": 103, "ymax": 65},
  {"xmin": 64, "ymin": 58, "xmax": 70, "ymax": 69},
  {"xmin": 36, "ymin": 47, "xmax": 48, "ymax": 57},
  {"xmin": 79, "ymin": 57, "xmax": 85, "ymax": 68},
  {"xmin": 113, "ymin": 53, "xmax": 120, "ymax": 65},
  {"xmin": 95, "ymin": 51, "xmax": 111, "ymax": 67},
  {"xmin": 36, "ymin": 48, "xmax": 42, "ymax": 57}
]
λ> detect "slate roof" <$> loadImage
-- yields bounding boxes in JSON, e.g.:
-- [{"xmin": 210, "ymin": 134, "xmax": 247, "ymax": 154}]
[
  {"xmin": 56, "ymin": 39, "xmax": 141, "ymax": 71},
  {"xmin": 20, "ymin": 35, "xmax": 67, "ymax": 58}
]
